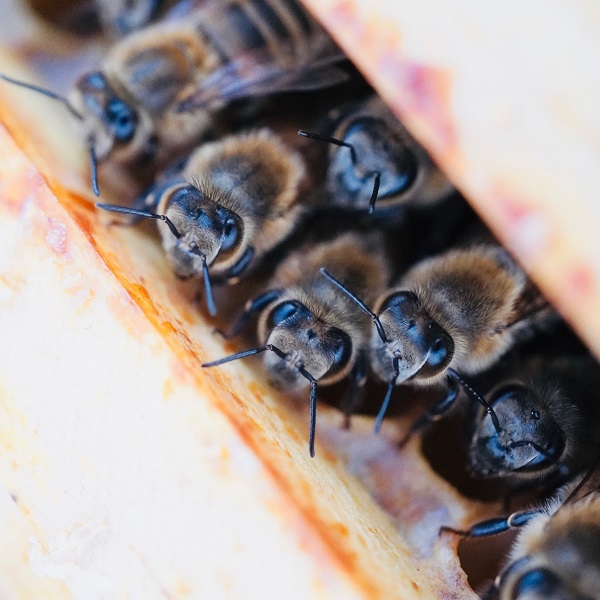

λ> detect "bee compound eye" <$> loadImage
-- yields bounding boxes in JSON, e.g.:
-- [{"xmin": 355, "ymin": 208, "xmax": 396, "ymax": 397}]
[
  {"xmin": 222, "ymin": 219, "xmax": 239, "ymax": 251},
  {"xmin": 328, "ymin": 328, "xmax": 353, "ymax": 375},
  {"xmin": 379, "ymin": 290, "xmax": 420, "ymax": 314},
  {"xmin": 269, "ymin": 301, "xmax": 301, "ymax": 327},
  {"xmin": 427, "ymin": 337, "xmax": 450, "ymax": 369},
  {"xmin": 510, "ymin": 568, "xmax": 562, "ymax": 599},
  {"xmin": 107, "ymin": 98, "xmax": 137, "ymax": 143}
]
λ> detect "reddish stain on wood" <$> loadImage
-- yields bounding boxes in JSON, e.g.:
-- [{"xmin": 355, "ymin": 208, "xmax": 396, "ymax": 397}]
[
  {"xmin": 564, "ymin": 264, "xmax": 595, "ymax": 301},
  {"xmin": 380, "ymin": 58, "xmax": 456, "ymax": 152},
  {"xmin": 495, "ymin": 193, "xmax": 533, "ymax": 227}
]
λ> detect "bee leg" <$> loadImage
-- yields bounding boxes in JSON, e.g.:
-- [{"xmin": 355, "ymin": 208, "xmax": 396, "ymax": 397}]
[
  {"xmin": 216, "ymin": 289, "xmax": 283, "ymax": 340},
  {"xmin": 222, "ymin": 247, "xmax": 255, "ymax": 285},
  {"xmin": 398, "ymin": 377, "xmax": 459, "ymax": 448},
  {"xmin": 439, "ymin": 508, "xmax": 540, "ymax": 538},
  {"xmin": 340, "ymin": 352, "xmax": 368, "ymax": 430},
  {"xmin": 104, "ymin": 174, "xmax": 188, "ymax": 228}
]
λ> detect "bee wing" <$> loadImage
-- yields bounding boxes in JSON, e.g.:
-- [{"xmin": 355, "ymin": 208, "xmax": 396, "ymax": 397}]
[
  {"xmin": 506, "ymin": 279, "xmax": 551, "ymax": 328},
  {"xmin": 561, "ymin": 458, "xmax": 600, "ymax": 507},
  {"xmin": 177, "ymin": 41, "xmax": 347, "ymax": 111}
]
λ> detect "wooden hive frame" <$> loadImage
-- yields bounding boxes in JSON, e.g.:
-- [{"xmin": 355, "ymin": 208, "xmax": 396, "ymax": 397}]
[{"xmin": 0, "ymin": 1, "xmax": 598, "ymax": 598}]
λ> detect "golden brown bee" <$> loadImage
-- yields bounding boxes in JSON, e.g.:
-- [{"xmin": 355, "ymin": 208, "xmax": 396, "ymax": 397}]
[
  {"xmin": 97, "ymin": 128, "xmax": 309, "ymax": 315},
  {"xmin": 444, "ymin": 468, "xmax": 600, "ymax": 599},
  {"xmin": 202, "ymin": 231, "xmax": 390, "ymax": 457},
  {"xmin": 1, "ymin": 0, "xmax": 345, "ymax": 194},
  {"xmin": 299, "ymin": 95, "xmax": 454, "ymax": 215},
  {"xmin": 468, "ymin": 355, "xmax": 600, "ymax": 488},
  {"xmin": 322, "ymin": 244, "xmax": 553, "ymax": 431}
]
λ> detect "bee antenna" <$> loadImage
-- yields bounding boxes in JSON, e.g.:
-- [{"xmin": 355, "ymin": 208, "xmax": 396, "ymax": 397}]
[
  {"xmin": 88, "ymin": 141, "xmax": 100, "ymax": 196},
  {"xmin": 189, "ymin": 243, "xmax": 217, "ymax": 317},
  {"xmin": 202, "ymin": 344, "xmax": 284, "ymax": 368},
  {"xmin": 448, "ymin": 368, "xmax": 502, "ymax": 433},
  {"xmin": 295, "ymin": 361, "xmax": 318, "ymax": 458},
  {"xmin": 298, "ymin": 129, "xmax": 357, "ymax": 164},
  {"xmin": 320, "ymin": 268, "xmax": 388, "ymax": 343},
  {"xmin": 367, "ymin": 171, "xmax": 381, "ymax": 215},
  {"xmin": 205, "ymin": 344, "xmax": 318, "ymax": 456},
  {"xmin": 95, "ymin": 203, "xmax": 182, "ymax": 239},
  {"xmin": 0, "ymin": 74, "xmax": 83, "ymax": 121},
  {"xmin": 374, "ymin": 355, "xmax": 400, "ymax": 433}
]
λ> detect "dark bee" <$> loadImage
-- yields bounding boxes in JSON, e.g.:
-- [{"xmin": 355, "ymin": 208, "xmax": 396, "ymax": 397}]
[
  {"xmin": 1, "ymin": 0, "xmax": 345, "ymax": 193},
  {"xmin": 322, "ymin": 244, "xmax": 553, "ymax": 431},
  {"xmin": 202, "ymin": 231, "xmax": 390, "ymax": 456},
  {"xmin": 468, "ymin": 355, "xmax": 600, "ymax": 488},
  {"xmin": 442, "ymin": 467, "xmax": 600, "ymax": 600},
  {"xmin": 97, "ymin": 128, "xmax": 309, "ymax": 315},
  {"xmin": 299, "ymin": 95, "xmax": 454, "ymax": 215}
]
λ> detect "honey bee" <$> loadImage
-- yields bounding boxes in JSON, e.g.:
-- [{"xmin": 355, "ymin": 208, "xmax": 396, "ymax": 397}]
[
  {"xmin": 442, "ymin": 467, "xmax": 600, "ymax": 599},
  {"xmin": 321, "ymin": 244, "xmax": 553, "ymax": 432},
  {"xmin": 1, "ymin": 0, "xmax": 345, "ymax": 194},
  {"xmin": 298, "ymin": 95, "xmax": 454, "ymax": 215},
  {"xmin": 97, "ymin": 127, "xmax": 309, "ymax": 315},
  {"xmin": 202, "ymin": 231, "xmax": 390, "ymax": 457},
  {"xmin": 467, "ymin": 355, "xmax": 600, "ymax": 489}
]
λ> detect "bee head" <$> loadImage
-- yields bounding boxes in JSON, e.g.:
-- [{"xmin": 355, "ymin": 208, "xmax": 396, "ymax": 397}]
[
  {"xmin": 160, "ymin": 184, "xmax": 243, "ymax": 280},
  {"xmin": 469, "ymin": 383, "xmax": 566, "ymax": 478},
  {"xmin": 371, "ymin": 290, "xmax": 454, "ymax": 384},
  {"xmin": 329, "ymin": 116, "xmax": 418, "ymax": 210},
  {"xmin": 261, "ymin": 300, "xmax": 353, "ymax": 390},
  {"xmin": 71, "ymin": 71, "xmax": 156, "ymax": 165}
]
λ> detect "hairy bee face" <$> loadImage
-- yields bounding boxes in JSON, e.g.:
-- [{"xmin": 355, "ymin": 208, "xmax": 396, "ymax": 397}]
[
  {"xmin": 329, "ymin": 117, "xmax": 418, "ymax": 209},
  {"xmin": 161, "ymin": 185, "xmax": 243, "ymax": 280},
  {"xmin": 71, "ymin": 71, "xmax": 155, "ymax": 164},
  {"xmin": 469, "ymin": 384, "xmax": 565, "ymax": 478},
  {"xmin": 262, "ymin": 300, "xmax": 353, "ymax": 390},
  {"xmin": 370, "ymin": 291, "xmax": 454, "ymax": 384}
]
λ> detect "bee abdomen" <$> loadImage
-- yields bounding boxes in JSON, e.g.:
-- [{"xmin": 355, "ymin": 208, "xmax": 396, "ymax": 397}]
[{"xmin": 195, "ymin": 0, "xmax": 325, "ymax": 63}]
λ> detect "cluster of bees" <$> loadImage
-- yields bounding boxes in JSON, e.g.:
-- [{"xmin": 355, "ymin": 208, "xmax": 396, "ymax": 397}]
[{"xmin": 6, "ymin": 0, "xmax": 600, "ymax": 597}]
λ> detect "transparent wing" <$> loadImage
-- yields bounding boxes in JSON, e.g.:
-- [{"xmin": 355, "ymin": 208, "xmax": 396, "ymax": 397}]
[
  {"xmin": 177, "ymin": 38, "xmax": 347, "ymax": 112},
  {"xmin": 560, "ymin": 458, "xmax": 600, "ymax": 508}
]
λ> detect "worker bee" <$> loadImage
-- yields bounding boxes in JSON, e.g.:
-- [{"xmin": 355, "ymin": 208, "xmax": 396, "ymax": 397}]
[
  {"xmin": 322, "ymin": 244, "xmax": 553, "ymax": 431},
  {"xmin": 298, "ymin": 95, "xmax": 454, "ymax": 215},
  {"xmin": 1, "ymin": 0, "xmax": 345, "ymax": 194},
  {"xmin": 97, "ymin": 127, "xmax": 309, "ymax": 315},
  {"xmin": 442, "ymin": 466, "xmax": 600, "ymax": 599},
  {"xmin": 202, "ymin": 231, "xmax": 390, "ymax": 457},
  {"xmin": 467, "ymin": 355, "xmax": 600, "ymax": 489}
]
